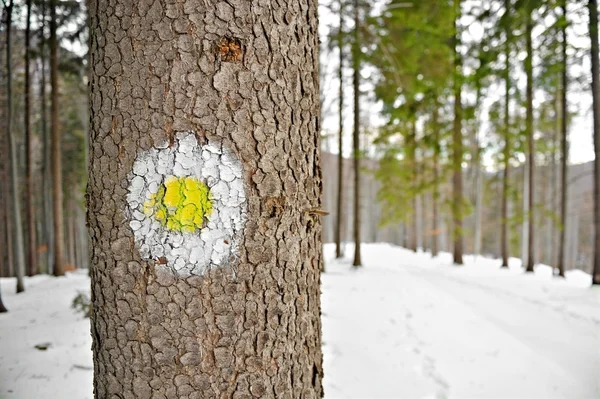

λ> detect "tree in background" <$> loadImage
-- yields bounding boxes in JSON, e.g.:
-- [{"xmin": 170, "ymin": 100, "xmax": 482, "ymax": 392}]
[
  {"xmin": 452, "ymin": 0, "xmax": 464, "ymax": 265},
  {"xmin": 522, "ymin": 0, "xmax": 536, "ymax": 273},
  {"xmin": 50, "ymin": 0, "xmax": 64, "ymax": 276},
  {"xmin": 352, "ymin": 0, "xmax": 362, "ymax": 267},
  {"xmin": 0, "ymin": 283, "xmax": 6, "ymax": 312},
  {"xmin": 336, "ymin": 0, "xmax": 345, "ymax": 259},
  {"xmin": 24, "ymin": 0, "xmax": 36, "ymax": 277},
  {"xmin": 4, "ymin": 0, "xmax": 26, "ymax": 292},
  {"xmin": 557, "ymin": 0, "xmax": 568, "ymax": 277},
  {"xmin": 588, "ymin": 0, "xmax": 600, "ymax": 285},
  {"xmin": 370, "ymin": 0, "xmax": 454, "ymax": 253},
  {"xmin": 501, "ymin": 0, "xmax": 513, "ymax": 268}
]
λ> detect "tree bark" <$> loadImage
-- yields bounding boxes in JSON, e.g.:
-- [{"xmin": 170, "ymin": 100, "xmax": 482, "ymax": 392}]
[
  {"xmin": 525, "ymin": 7, "xmax": 535, "ymax": 273},
  {"xmin": 352, "ymin": 0, "xmax": 362, "ymax": 267},
  {"xmin": 88, "ymin": 0, "xmax": 324, "ymax": 397},
  {"xmin": 50, "ymin": 0, "xmax": 64, "ymax": 276},
  {"xmin": 452, "ymin": 0, "xmax": 464, "ymax": 265},
  {"xmin": 5, "ymin": 0, "xmax": 26, "ymax": 292},
  {"xmin": 335, "ymin": 0, "xmax": 344, "ymax": 259},
  {"xmin": 25, "ymin": 0, "xmax": 37, "ymax": 277},
  {"xmin": 588, "ymin": 0, "xmax": 600, "ymax": 285},
  {"xmin": 501, "ymin": 0, "xmax": 511, "ymax": 267}
]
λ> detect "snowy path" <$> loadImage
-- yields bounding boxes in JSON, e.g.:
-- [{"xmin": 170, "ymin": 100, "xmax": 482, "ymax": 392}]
[
  {"xmin": 1, "ymin": 244, "xmax": 599, "ymax": 398},
  {"xmin": 322, "ymin": 244, "xmax": 600, "ymax": 399}
]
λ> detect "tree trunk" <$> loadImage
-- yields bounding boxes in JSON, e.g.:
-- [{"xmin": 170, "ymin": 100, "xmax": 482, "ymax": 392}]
[
  {"xmin": 39, "ymin": 0, "xmax": 52, "ymax": 274},
  {"xmin": 88, "ymin": 1, "xmax": 324, "ymax": 397},
  {"xmin": 24, "ymin": 0, "xmax": 37, "ymax": 277},
  {"xmin": 558, "ymin": 2, "xmax": 569, "ymax": 278},
  {"xmin": 335, "ymin": 0, "xmax": 344, "ymax": 259},
  {"xmin": 6, "ymin": 0, "xmax": 26, "ymax": 293},
  {"xmin": 501, "ymin": 0, "xmax": 511, "ymax": 267},
  {"xmin": 589, "ymin": 0, "xmax": 600, "ymax": 285},
  {"xmin": 557, "ymin": 4, "xmax": 568, "ymax": 278},
  {"xmin": 550, "ymin": 91, "xmax": 560, "ymax": 269},
  {"xmin": 352, "ymin": 0, "xmax": 362, "ymax": 267},
  {"xmin": 0, "ymin": 178, "xmax": 6, "ymax": 278},
  {"xmin": 407, "ymin": 120, "xmax": 417, "ymax": 252},
  {"xmin": 452, "ymin": 0, "xmax": 464, "ymax": 265},
  {"xmin": 50, "ymin": 0, "xmax": 64, "ymax": 276},
  {"xmin": 432, "ymin": 105, "xmax": 439, "ymax": 257},
  {"xmin": 0, "ymin": 283, "xmax": 6, "ymax": 313},
  {"xmin": 525, "ymin": 8, "xmax": 535, "ymax": 273},
  {"xmin": 521, "ymin": 161, "xmax": 529, "ymax": 266}
]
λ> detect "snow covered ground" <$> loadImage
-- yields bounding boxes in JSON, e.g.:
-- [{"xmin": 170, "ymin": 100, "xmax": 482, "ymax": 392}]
[
  {"xmin": 0, "ymin": 270, "xmax": 93, "ymax": 399},
  {"xmin": 1, "ymin": 243, "xmax": 599, "ymax": 398}
]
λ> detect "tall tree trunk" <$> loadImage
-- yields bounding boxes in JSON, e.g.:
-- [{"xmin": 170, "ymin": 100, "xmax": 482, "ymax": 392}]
[
  {"xmin": 88, "ymin": 0, "xmax": 324, "ymax": 396},
  {"xmin": 408, "ymin": 120, "xmax": 417, "ymax": 252},
  {"xmin": 335, "ymin": 0, "xmax": 344, "ymax": 259},
  {"xmin": 550, "ymin": 92, "xmax": 560, "ymax": 270},
  {"xmin": 525, "ymin": 7, "xmax": 535, "ymax": 273},
  {"xmin": 557, "ymin": 3, "xmax": 568, "ymax": 278},
  {"xmin": 6, "ymin": 0, "xmax": 26, "ymax": 293},
  {"xmin": 473, "ymin": 87, "xmax": 483, "ymax": 258},
  {"xmin": 521, "ymin": 161, "xmax": 529, "ymax": 266},
  {"xmin": 416, "ymin": 149, "xmax": 423, "ymax": 251},
  {"xmin": 50, "ymin": 0, "xmax": 64, "ymax": 276},
  {"xmin": 501, "ymin": 0, "xmax": 511, "ymax": 267},
  {"xmin": 39, "ymin": 0, "xmax": 52, "ymax": 274},
  {"xmin": 24, "ymin": 0, "xmax": 37, "ymax": 277},
  {"xmin": 352, "ymin": 0, "xmax": 362, "ymax": 267},
  {"xmin": 558, "ymin": 2, "xmax": 569, "ymax": 278},
  {"xmin": 0, "ymin": 180, "xmax": 6, "ymax": 278},
  {"xmin": 452, "ymin": 0, "xmax": 464, "ymax": 265},
  {"xmin": 432, "ymin": 105, "xmax": 440, "ymax": 257},
  {"xmin": 588, "ymin": 0, "xmax": 600, "ymax": 285}
]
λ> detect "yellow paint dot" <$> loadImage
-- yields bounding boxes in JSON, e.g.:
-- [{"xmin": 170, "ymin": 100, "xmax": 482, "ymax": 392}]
[{"xmin": 143, "ymin": 176, "xmax": 213, "ymax": 233}]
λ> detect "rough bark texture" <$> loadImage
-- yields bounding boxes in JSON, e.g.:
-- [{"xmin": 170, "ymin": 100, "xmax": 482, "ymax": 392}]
[
  {"xmin": 589, "ymin": 0, "xmax": 600, "ymax": 285},
  {"xmin": 558, "ymin": 1, "xmax": 568, "ymax": 278},
  {"xmin": 88, "ymin": 0, "xmax": 323, "ymax": 398},
  {"xmin": 452, "ymin": 0, "xmax": 464, "ymax": 265},
  {"xmin": 335, "ymin": 0, "xmax": 344, "ymax": 259},
  {"xmin": 352, "ymin": 0, "xmax": 362, "ymax": 267},
  {"xmin": 25, "ymin": 0, "xmax": 37, "ymax": 277},
  {"xmin": 501, "ymin": 0, "xmax": 510, "ymax": 268},
  {"xmin": 50, "ymin": 0, "xmax": 65, "ymax": 276},
  {"xmin": 525, "ymin": 8, "xmax": 535, "ymax": 273}
]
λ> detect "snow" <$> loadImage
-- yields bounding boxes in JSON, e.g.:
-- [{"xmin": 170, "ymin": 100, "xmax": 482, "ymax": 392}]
[
  {"xmin": 1, "ymin": 243, "xmax": 599, "ymax": 398},
  {"xmin": 0, "ymin": 270, "xmax": 93, "ymax": 399},
  {"xmin": 322, "ymin": 244, "xmax": 600, "ymax": 399}
]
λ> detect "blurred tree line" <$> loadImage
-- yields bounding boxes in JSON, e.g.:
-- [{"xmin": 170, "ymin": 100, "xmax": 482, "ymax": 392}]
[
  {"xmin": 324, "ymin": 0, "xmax": 600, "ymax": 285},
  {"xmin": 0, "ymin": 0, "xmax": 88, "ymax": 301}
]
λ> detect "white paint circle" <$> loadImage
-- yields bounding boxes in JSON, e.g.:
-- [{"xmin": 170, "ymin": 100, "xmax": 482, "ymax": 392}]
[{"xmin": 126, "ymin": 131, "xmax": 247, "ymax": 276}]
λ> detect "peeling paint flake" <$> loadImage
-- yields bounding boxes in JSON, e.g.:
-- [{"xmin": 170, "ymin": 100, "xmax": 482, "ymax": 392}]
[{"xmin": 126, "ymin": 131, "xmax": 247, "ymax": 276}]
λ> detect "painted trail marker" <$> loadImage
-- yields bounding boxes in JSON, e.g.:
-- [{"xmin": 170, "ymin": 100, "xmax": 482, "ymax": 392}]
[{"xmin": 126, "ymin": 132, "xmax": 247, "ymax": 276}]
